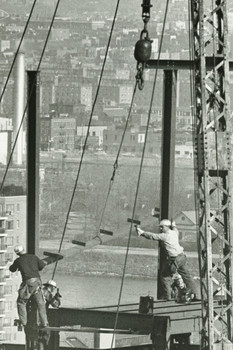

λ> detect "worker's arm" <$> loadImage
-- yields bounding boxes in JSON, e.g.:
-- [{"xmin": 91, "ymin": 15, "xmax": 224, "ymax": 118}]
[
  {"xmin": 37, "ymin": 257, "xmax": 47, "ymax": 270},
  {"xmin": 136, "ymin": 227, "xmax": 166, "ymax": 241},
  {"xmin": 9, "ymin": 260, "xmax": 18, "ymax": 273}
]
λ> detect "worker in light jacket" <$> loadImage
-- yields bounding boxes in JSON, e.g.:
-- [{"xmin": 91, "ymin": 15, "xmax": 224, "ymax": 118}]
[
  {"xmin": 42, "ymin": 279, "xmax": 62, "ymax": 309},
  {"xmin": 9, "ymin": 245, "xmax": 48, "ymax": 327},
  {"xmin": 136, "ymin": 219, "xmax": 200, "ymax": 301}
]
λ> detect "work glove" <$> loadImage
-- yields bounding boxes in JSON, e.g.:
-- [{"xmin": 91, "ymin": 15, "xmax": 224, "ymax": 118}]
[
  {"xmin": 171, "ymin": 221, "xmax": 176, "ymax": 229},
  {"xmin": 54, "ymin": 288, "xmax": 62, "ymax": 299},
  {"xmin": 51, "ymin": 288, "xmax": 62, "ymax": 308},
  {"xmin": 135, "ymin": 225, "xmax": 144, "ymax": 237}
]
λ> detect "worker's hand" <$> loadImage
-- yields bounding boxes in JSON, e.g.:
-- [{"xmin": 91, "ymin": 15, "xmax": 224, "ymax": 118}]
[
  {"xmin": 135, "ymin": 225, "xmax": 144, "ymax": 237},
  {"xmin": 171, "ymin": 221, "xmax": 176, "ymax": 229}
]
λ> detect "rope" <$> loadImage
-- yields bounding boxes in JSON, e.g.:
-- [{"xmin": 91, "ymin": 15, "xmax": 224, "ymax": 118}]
[
  {"xmin": 188, "ymin": 3, "xmax": 203, "ymax": 340},
  {"xmin": 110, "ymin": 1, "xmax": 170, "ymax": 348},
  {"xmin": 52, "ymin": 0, "xmax": 121, "ymax": 279},
  {"xmin": 0, "ymin": 0, "xmax": 61, "ymax": 194},
  {"xmin": 95, "ymin": 81, "xmax": 138, "ymax": 237},
  {"xmin": 0, "ymin": 0, "xmax": 38, "ymax": 107}
]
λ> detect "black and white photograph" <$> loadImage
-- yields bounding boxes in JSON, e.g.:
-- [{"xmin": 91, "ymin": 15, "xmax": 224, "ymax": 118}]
[{"xmin": 0, "ymin": 0, "xmax": 233, "ymax": 349}]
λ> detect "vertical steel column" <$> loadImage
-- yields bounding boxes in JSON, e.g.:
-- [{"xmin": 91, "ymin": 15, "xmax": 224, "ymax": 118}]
[
  {"xmin": 157, "ymin": 69, "xmax": 177, "ymax": 299},
  {"xmin": 191, "ymin": 0, "xmax": 233, "ymax": 348},
  {"xmin": 26, "ymin": 71, "xmax": 41, "ymax": 350},
  {"xmin": 27, "ymin": 71, "xmax": 40, "ymax": 255}
]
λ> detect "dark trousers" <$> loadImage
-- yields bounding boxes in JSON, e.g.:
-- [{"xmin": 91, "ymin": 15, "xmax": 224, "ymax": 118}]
[{"xmin": 160, "ymin": 254, "xmax": 199, "ymax": 300}]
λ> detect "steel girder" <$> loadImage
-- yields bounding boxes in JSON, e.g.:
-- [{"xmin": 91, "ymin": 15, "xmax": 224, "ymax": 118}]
[{"xmin": 191, "ymin": 0, "xmax": 233, "ymax": 348}]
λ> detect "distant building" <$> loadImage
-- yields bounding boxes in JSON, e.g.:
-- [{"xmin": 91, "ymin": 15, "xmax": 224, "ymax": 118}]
[
  {"xmin": 0, "ymin": 40, "xmax": 10, "ymax": 52},
  {"xmin": 103, "ymin": 126, "xmax": 161, "ymax": 155},
  {"xmin": 0, "ymin": 118, "xmax": 13, "ymax": 165},
  {"xmin": 119, "ymin": 85, "xmax": 133, "ymax": 105},
  {"xmin": 40, "ymin": 79, "xmax": 55, "ymax": 114},
  {"xmin": 40, "ymin": 114, "xmax": 52, "ymax": 151},
  {"xmin": 103, "ymin": 107, "xmax": 127, "ymax": 122},
  {"xmin": 0, "ymin": 194, "xmax": 26, "ymax": 344},
  {"xmin": 80, "ymin": 85, "xmax": 92, "ymax": 111},
  {"xmin": 174, "ymin": 211, "xmax": 197, "ymax": 242},
  {"xmin": 51, "ymin": 116, "xmax": 76, "ymax": 151},
  {"xmin": 175, "ymin": 144, "xmax": 193, "ymax": 158},
  {"xmin": 51, "ymin": 27, "xmax": 70, "ymax": 41},
  {"xmin": 76, "ymin": 124, "xmax": 108, "ymax": 150}
]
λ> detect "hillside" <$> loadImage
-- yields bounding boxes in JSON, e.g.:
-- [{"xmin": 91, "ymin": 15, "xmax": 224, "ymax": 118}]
[{"xmin": 0, "ymin": 0, "xmax": 163, "ymax": 21}]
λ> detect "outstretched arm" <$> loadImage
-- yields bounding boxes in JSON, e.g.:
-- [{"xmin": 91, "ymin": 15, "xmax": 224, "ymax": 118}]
[{"xmin": 136, "ymin": 226, "xmax": 165, "ymax": 241}]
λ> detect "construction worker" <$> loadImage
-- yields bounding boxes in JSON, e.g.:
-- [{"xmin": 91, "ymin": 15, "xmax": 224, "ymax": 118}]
[
  {"xmin": 42, "ymin": 279, "xmax": 62, "ymax": 309},
  {"xmin": 136, "ymin": 219, "xmax": 200, "ymax": 301},
  {"xmin": 9, "ymin": 245, "xmax": 48, "ymax": 327}
]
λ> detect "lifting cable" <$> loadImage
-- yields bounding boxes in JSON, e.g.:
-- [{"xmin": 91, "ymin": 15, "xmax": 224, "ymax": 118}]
[
  {"xmin": 110, "ymin": 1, "xmax": 170, "ymax": 348},
  {"xmin": 52, "ymin": 0, "xmax": 121, "ymax": 278},
  {"xmin": 188, "ymin": 3, "xmax": 203, "ymax": 337},
  {"xmin": 0, "ymin": 0, "xmax": 38, "ymax": 111},
  {"xmin": 97, "ymin": 0, "xmax": 154, "ymax": 242},
  {"xmin": 93, "ymin": 80, "xmax": 138, "ymax": 243},
  {"xmin": 0, "ymin": 0, "xmax": 61, "ymax": 194},
  {"xmin": 79, "ymin": 1, "xmax": 154, "ymax": 245},
  {"xmin": 0, "ymin": 0, "xmax": 39, "ymax": 193}
]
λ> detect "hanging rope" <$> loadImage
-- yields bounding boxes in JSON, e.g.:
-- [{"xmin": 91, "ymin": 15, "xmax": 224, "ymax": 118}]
[
  {"xmin": 52, "ymin": 0, "xmax": 121, "ymax": 279},
  {"xmin": 110, "ymin": 1, "xmax": 170, "ymax": 348},
  {"xmin": 0, "ymin": 0, "xmax": 61, "ymax": 194},
  {"xmin": 188, "ymin": 2, "xmax": 203, "ymax": 330},
  {"xmin": 93, "ymin": 81, "xmax": 138, "ymax": 241},
  {"xmin": 0, "ymin": 0, "xmax": 38, "ymax": 107}
]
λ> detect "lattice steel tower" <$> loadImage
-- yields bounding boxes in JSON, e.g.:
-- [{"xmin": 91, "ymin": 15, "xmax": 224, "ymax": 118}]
[{"xmin": 191, "ymin": 0, "xmax": 233, "ymax": 348}]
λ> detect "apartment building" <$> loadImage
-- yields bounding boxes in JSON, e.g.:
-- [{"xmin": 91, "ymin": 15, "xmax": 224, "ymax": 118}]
[{"xmin": 0, "ymin": 195, "xmax": 26, "ymax": 344}]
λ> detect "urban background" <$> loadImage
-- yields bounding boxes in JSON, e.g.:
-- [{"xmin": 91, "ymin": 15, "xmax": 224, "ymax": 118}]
[{"xmin": 0, "ymin": 0, "xmax": 232, "ymax": 345}]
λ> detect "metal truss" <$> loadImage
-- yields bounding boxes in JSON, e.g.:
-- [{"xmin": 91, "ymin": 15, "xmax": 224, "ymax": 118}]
[{"xmin": 191, "ymin": 0, "xmax": 233, "ymax": 348}]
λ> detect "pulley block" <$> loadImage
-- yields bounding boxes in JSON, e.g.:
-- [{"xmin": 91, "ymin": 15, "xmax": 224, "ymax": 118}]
[{"xmin": 134, "ymin": 30, "xmax": 152, "ymax": 63}]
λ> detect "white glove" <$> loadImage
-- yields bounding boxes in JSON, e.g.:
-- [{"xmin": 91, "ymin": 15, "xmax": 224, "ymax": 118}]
[
  {"xmin": 136, "ymin": 226, "xmax": 144, "ymax": 237},
  {"xmin": 171, "ymin": 221, "xmax": 176, "ymax": 228}
]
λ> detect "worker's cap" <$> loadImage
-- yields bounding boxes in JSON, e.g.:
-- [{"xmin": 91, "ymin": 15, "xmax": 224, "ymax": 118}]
[
  {"xmin": 14, "ymin": 245, "xmax": 25, "ymax": 254},
  {"xmin": 159, "ymin": 219, "xmax": 171, "ymax": 227},
  {"xmin": 43, "ymin": 279, "xmax": 57, "ymax": 288}
]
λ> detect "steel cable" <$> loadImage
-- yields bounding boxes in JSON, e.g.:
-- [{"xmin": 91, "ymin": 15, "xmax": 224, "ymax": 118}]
[
  {"xmin": 52, "ymin": 0, "xmax": 121, "ymax": 278},
  {"xmin": 0, "ymin": 0, "xmax": 38, "ymax": 108},
  {"xmin": 95, "ymin": 81, "xmax": 138, "ymax": 241},
  {"xmin": 110, "ymin": 1, "xmax": 170, "ymax": 348},
  {"xmin": 0, "ymin": 0, "xmax": 61, "ymax": 193},
  {"xmin": 188, "ymin": 3, "xmax": 202, "ymax": 345}
]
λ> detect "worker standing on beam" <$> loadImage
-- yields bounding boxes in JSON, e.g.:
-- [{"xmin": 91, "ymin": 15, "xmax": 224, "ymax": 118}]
[
  {"xmin": 9, "ymin": 245, "xmax": 48, "ymax": 328},
  {"xmin": 136, "ymin": 219, "xmax": 200, "ymax": 301}
]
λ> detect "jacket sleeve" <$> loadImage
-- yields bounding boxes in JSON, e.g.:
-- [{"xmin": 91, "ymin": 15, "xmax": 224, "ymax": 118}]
[
  {"xmin": 37, "ymin": 257, "xmax": 47, "ymax": 271},
  {"xmin": 9, "ymin": 260, "xmax": 18, "ymax": 272},
  {"xmin": 141, "ymin": 231, "xmax": 167, "ymax": 241}
]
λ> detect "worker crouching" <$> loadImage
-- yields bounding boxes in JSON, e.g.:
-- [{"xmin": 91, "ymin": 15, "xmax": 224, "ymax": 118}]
[{"xmin": 42, "ymin": 279, "xmax": 62, "ymax": 309}]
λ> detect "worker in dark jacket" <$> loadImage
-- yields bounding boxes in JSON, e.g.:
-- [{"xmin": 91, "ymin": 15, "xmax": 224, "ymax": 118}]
[
  {"xmin": 136, "ymin": 219, "xmax": 200, "ymax": 301},
  {"xmin": 9, "ymin": 245, "xmax": 48, "ymax": 327}
]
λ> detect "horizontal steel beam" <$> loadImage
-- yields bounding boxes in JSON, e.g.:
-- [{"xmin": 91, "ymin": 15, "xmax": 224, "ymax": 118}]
[
  {"xmin": 44, "ymin": 326, "xmax": 136, "ymax": 334},
  {"xmin": 48, "ymin": 307, "xmax": 200, "ymax": 335},
  {"xmin": 0, "ymin": 343, "xmax": 200, "ymax": 350},
  {"xmin": 146, "ymin": 57, "xmax": 233, "ymax": 71},
  {"xmin": 48, "ymin": 308, "xmax": 155, "ymax": 333}
]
